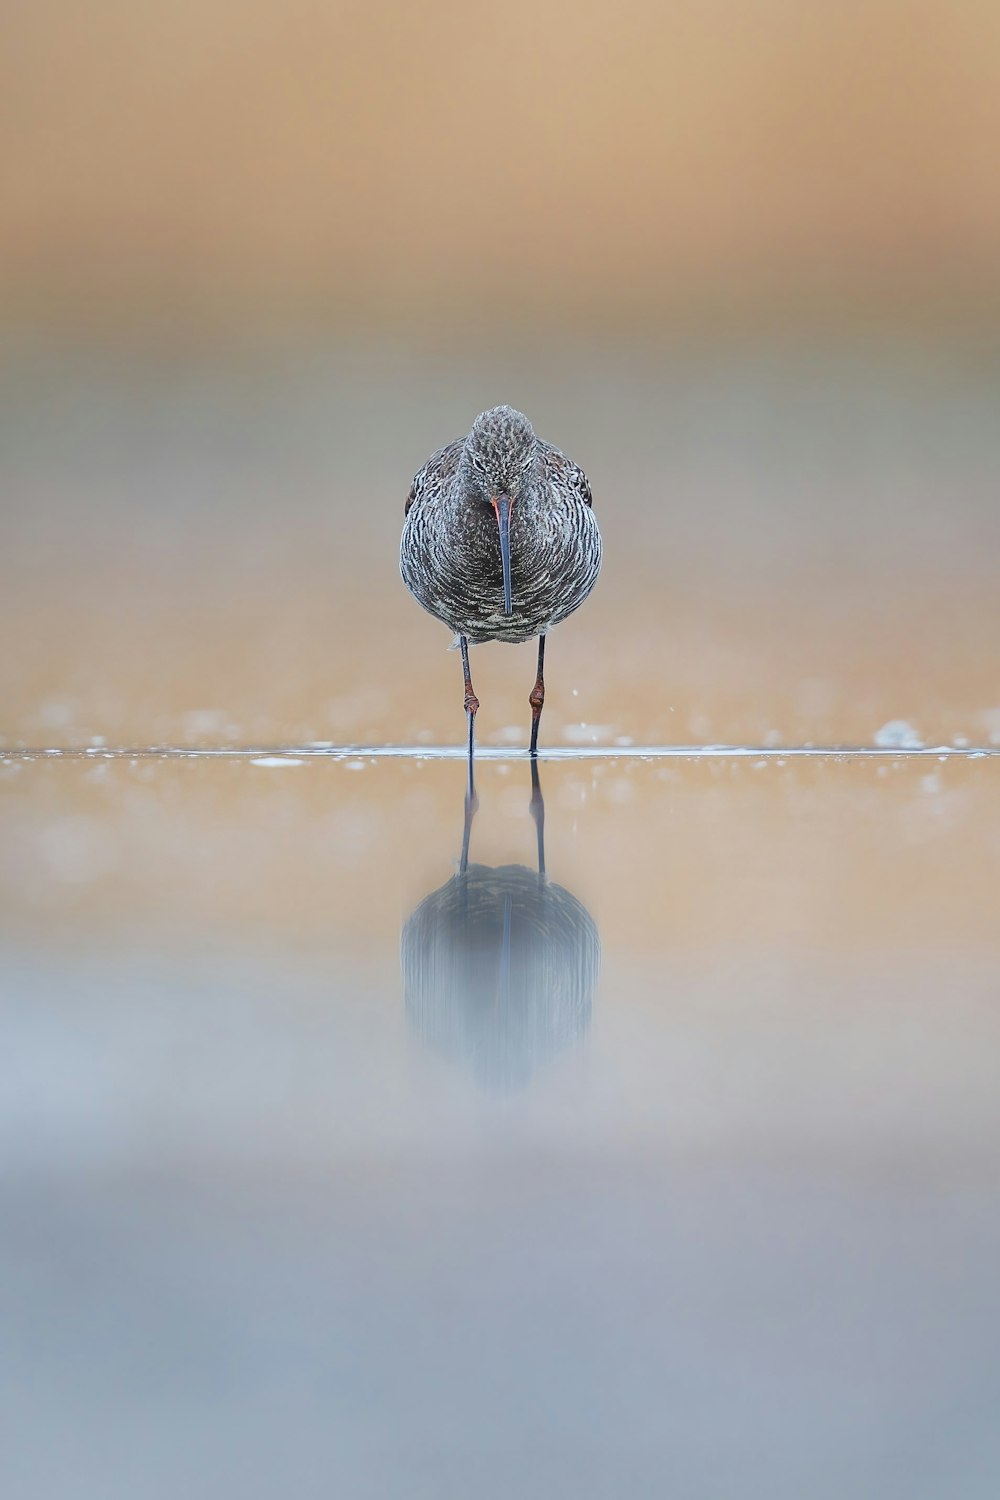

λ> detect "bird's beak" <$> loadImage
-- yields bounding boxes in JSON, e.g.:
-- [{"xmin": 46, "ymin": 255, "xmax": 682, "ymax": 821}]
[{"xmin": 491, "ymin": 494, "xmax": 514, "ymax": 614}]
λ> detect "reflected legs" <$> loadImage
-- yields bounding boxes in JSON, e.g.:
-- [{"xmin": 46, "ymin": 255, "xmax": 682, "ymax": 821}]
[
  {"xmin": 460, "ymin": 754, "xmax": 478, "ymax": 875},
  {"xmin": 530, "ymin": 756, "xmax": 546, "ymax": 877},
  {"xmin": 457, "ymin": 756, "xmax": 545, "ymax": 880}
]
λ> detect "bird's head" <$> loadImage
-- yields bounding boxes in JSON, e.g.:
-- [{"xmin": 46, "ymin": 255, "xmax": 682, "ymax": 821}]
[{"xmin": 460, "ymin": 406, "xmax": 539, "ymax": 615}]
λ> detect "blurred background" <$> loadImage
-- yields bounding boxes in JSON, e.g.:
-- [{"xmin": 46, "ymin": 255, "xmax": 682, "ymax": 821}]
[
  {"xmin": 3, "ymin": 6, "xmax": 1000, "ymax": 1498},
  {"xmin": 3, "ymin": 0, "xmax": 1000, "ymax": 749}
]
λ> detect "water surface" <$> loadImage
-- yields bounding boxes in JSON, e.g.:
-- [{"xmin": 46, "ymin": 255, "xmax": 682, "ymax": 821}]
[{"xmin": 2, "ymin": 749, "xmax": 999, "ymax": 1498}]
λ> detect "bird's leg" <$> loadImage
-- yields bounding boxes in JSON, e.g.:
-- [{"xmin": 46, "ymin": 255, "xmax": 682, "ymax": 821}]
[
  {"xmin": 529, "ymin": 633, "xmax": 546, "ymax": 756},
  {"xmin": 460, "ymin": 634, "xmax": 480, "ymax": 765},
  {"xmin": 529, "ymin": 755, "xmax": 546, "ymax": 878},
  {"xmin": 458, "ymin": 637, "xmax": 479, "ymax": 872}
]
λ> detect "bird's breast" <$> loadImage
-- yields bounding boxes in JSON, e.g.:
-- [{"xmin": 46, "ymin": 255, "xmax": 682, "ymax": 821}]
[{"xmin": 401, "ymin": 489, "xmax": 601, "ymax": 642}]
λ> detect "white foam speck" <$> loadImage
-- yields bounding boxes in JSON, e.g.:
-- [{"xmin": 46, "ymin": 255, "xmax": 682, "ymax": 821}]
[
  {"xmin": 494, "ymin": 726, "xmax": 524, "ymax": 745},
  {"xmin": 89, "ymin": 735, "xmax": 107, "ymax": 748},
  {"xmin": 344, "ymin": 759, "xmax": 366, "ymax": 771},
  {"xmin": 922, "ymin": 773, "xmax": 942, "ymax": 794},
  {"xmin": 250, "ymin": 757, "xmax": 305, "ymax": 767},
  {"xmin": 980, "ymin": 708, "xmax": 1000, "ymax": 744},
  {"xmin": 39, "ymin": 701, "xmax": 74, "ymax": 730},
  {"xmin": 563, "ymin": 722, "xmax": 614, "ymax": 745},
  {"xmin": 181, "ymin": 709, "xmax": 225, "ymax": 735},
  {"xmin": 874, "ymin": 719, "xmax": 923, "ymax": 749}
]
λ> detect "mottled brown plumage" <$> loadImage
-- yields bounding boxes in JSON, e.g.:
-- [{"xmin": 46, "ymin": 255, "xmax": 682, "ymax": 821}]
[{"xmin": 400, "ymin": 405, "xmax": 602, "ymax": 756}]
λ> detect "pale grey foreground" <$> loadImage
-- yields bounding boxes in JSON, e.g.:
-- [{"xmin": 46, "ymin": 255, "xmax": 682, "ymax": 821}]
[{"xmin": 1, "ymin": 753, "xmax": 999, "ymax": 1500}]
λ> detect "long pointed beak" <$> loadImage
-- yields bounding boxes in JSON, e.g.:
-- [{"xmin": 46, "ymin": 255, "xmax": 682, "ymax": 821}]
[{"xmin": 491, "ymin": 494, "xmax": 514, "ymax": 614}]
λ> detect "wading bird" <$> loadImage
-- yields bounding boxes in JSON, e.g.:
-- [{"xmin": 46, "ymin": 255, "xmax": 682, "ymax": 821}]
[{"xmin": 400, "ymin": 405, "xmax": 601, "ymax": 759}]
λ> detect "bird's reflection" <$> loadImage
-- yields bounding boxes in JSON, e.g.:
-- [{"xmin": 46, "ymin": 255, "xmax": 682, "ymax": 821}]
[{"xmin": 401, "ymin": 762, "xmax": 600, "ymax": 1093}]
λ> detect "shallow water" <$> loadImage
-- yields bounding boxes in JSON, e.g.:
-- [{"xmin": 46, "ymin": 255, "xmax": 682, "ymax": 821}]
[
  {"xmin": 4, "ymin": 342, "xmax": 1000, "ymax": 1492},
  {"xmin": 2, "ymin": 748, "xmax": 1000, "ymax": 1498}
]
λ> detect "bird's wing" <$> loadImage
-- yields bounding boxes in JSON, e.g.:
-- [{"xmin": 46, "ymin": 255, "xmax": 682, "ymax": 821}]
[
  {"xmin": 539, "ymin": 442, "xmax": 594, "ymax": 507},
  {"xmin": 405, "ymin": 438, "xmax": 464, "ymax": 514}
]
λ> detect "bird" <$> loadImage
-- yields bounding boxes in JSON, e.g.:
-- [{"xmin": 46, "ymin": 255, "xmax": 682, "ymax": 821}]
[{"xmin": 400, "ymin": 405, "xmax": 602, "ymax": 759}]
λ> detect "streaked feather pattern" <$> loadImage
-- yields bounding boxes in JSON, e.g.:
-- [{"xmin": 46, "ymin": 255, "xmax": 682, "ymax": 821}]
[{"xmin": 400, "ymin": 409, "xmax": 602, "ymax": 645}]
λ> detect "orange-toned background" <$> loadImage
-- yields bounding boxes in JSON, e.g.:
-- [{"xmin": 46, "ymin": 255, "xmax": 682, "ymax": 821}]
[
  {"xmin": 3, "ymin": 1, "xmax": 1000, "ymax": 341},
  {"xmin": 2, "ymin": 1, "xmax": 999, "ymax": 754}
]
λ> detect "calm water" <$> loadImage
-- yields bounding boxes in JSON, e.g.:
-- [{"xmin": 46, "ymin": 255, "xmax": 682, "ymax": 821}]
[
  {"xmin": 2, "ymin": 747, "xmax": 1000, "ymax": 1498},
  {"xmin": 3, "ymin": 344, "xmax": 1000, "ymax": 1493}
]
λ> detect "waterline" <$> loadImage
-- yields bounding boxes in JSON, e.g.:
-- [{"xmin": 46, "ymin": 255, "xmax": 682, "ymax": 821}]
[{"xmin": 3, "ymin": 744, "xmax": 999, "ymax": 763}]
